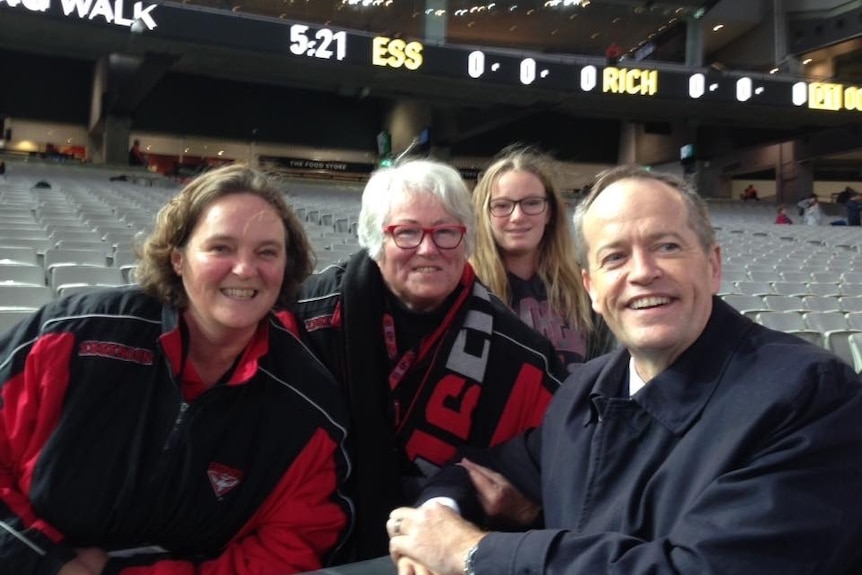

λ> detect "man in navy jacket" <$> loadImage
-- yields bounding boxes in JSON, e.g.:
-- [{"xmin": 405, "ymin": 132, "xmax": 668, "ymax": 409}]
[{"xmin": 385, "ymin": 165, "xmax": 862, "ymax": 575}]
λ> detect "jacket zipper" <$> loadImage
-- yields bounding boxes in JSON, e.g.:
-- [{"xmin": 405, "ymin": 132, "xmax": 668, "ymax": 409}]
[{"xmin": 162, "ymin": 401, "xmax": 189, "ymax": 451}]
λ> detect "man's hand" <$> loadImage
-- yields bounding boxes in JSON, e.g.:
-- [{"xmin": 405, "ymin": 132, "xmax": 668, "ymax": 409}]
[
  {"xmin": 387, "ymin": 503, "xmax": 486, "ymax": 575},
  {"xmin": 395, "ymin": 556, "xmax": 438, "ymax": 575},
  {"xmin": 460, "ymin": 458, "xmax": 541, "ymax": 528}
]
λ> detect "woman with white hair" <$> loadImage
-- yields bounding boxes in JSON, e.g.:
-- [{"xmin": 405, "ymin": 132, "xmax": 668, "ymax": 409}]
[{"xmin": 294, "ymin": 158, "xmax": 564, "ymax": 560}]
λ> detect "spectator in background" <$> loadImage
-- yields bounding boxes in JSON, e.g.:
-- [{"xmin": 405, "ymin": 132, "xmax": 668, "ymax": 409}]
[
  {"xmin": 775, "ymin": 205, "xmax": 793, "ymax": 224},
  {"xmin": 0, "ymin": 158, "xmax": 6, "ymax": 180},
  {"xmin": 846, "ymin": 191, "xmax": 861, "ymax": 226},
  {"xmin": 129, "ymin": 139, "xmax": 147, "ymax": 167},
  {"xmin": 470, "ymin": 146, "xmax": 615, "ymax": 373},
  {"xmin": 387, "ymin": 165, "xmax": 862, "ymax": 575},
  {"xmin": 741, "ymin": 184, "xmax": 759, "ymax": 201},
  {"xmin": 293, "ymin": 158, "xmax": 565, "ymax": 560},
  {"xmin": 798, "ymin": 194, "xmax": 824, "ymax": 226},
  {"xmin": 835, "ymin": 186, "xmax": 853, "ymax": 204},
  {"xmin": 605, "ymin": 41, "xmax": 624, "ymax": 65},
  {"xmin": 0, "ymin": 164, "xmax": 352, "ymax": 575}
]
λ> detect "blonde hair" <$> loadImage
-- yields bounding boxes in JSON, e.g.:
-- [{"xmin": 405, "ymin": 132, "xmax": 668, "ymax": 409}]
[{"xmin": 470, "ymin": 146, "xmax": 593, "ymax": 332}]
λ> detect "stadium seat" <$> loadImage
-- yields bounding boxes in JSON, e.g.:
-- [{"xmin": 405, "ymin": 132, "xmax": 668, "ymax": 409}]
[
  {"xmin": 807, "ymin": 283, "xmax": 841, "ymax": 297},
  {"xmin": 44, "ymin": 248, "xmax": 109, "ymax": 273},
  {"xmin": 763, "ymin": 295, "xmax": 807, "ymax": 313},
  {"xmin": 51, "ymin": 265, "xmax": 126, "ymax": 294},
  {"xmin": 771, "ymin": 282, "xmax": 809, "ymax": 297},
  {"xmin": 810, "ymin": 271, "xmax": 842, "ymax": 284},
  {"xmin": 842, "ymin": 272, "xmax": 862, "ymax": 284},
  {"xmin": 840, "ymin": 284, "xmax": 862, "ymax": 297},
  {"xmin": 0, "ymin": 263, "xmax": 45, "ymax": 285},
  {"xmin": 755, "ymin": 311, "xmax": 821, "ymax": 345},
  {"xmin": 0, "ymin": 309, "xmax": 37, "ymax": 336},
  {"xmin": 721, "ymin": 270, "xmax": 750, "ymax": 284},
  {"xmin": 747, "ymin": 270, "xmax": 780, "ymax": 282},
  {"xmin": 0, "ymin": 284, "xmax": 52, "ymax": 309},
  {"xmin": 848, "ymin": 333, "xmax": 862, "ymax": 373},
  {"xmin": 735, "ymin": 281, "xmax": 774, "ymax": 296},
  {"xmin": 847, "ymin": 312, "xmax": 862, "ymax": 331},
  {"xmin": 56, "ymin": 284, "xmax": 117, "ymax": 298},
  {"xmin": 841, "ymin": 297, "xmax": 862, "ymax": 313},
  {"xmin": 0, "ymin": 246, "xmax": 40, "ymax": 266},
  {"xmin": 780, "ymin": 271, "xmax": 813, "ymax": 283},
  {"xmin": 721, "ymin": 294, "xmax": 768, "ymax": 319},
  {"xmin": 804, "ymin": 296, "xmax": 842, "ymax": 312},
  {"xmin": 805, "ymin": 311, "xmax": 860, "ymax": 366}
]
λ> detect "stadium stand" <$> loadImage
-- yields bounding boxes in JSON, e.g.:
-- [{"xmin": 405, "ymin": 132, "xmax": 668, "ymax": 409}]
[{"xmin": 0, "ymin": 161, "xmax": 860, "ymax": 375}]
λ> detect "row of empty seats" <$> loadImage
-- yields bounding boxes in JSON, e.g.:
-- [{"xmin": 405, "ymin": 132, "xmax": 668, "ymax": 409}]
[
  {"xmin": 2, "ymin": 160, "xmax": 862, "ymax": 374},
  {"xmin": 721, "ymin": 302, "xmax": 862, "ymax": 372}
]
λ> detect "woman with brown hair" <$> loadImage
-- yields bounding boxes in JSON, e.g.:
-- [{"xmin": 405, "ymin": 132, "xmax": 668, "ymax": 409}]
[{"xmin": 0, "ymin": 164, "xmax": 352, "ymax": 575}]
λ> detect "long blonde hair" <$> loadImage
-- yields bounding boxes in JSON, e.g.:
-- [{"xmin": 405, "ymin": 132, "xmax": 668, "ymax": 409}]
[{"xmin": 470, "ymin": 146, "xmax": 593, "ymax": 332}]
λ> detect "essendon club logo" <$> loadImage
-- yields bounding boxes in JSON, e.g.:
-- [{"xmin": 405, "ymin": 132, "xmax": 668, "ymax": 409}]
[{"xmin": 207, "ymin": 463, "xmax": 244, "ymax": 499}]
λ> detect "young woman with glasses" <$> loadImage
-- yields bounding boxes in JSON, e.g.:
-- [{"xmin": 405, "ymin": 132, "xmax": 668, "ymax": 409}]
[
  {"xmin": 471, "ymin": 146, "xmax": 615, "ymax": 372},
  {"xmin": 293, "ymin": 158, "xmax": 566, "ymax": 560}
]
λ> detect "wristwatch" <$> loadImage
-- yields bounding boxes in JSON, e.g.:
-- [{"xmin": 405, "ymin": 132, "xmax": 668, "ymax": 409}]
[{"xmin": 463, "ymin": 543, "xmax": 479, "ymax": 575}]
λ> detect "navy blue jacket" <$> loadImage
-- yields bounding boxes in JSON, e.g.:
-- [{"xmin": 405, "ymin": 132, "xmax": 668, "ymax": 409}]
[{"xmin": 424, "ymin": 298, "xmax": 862, "ymax": 574}]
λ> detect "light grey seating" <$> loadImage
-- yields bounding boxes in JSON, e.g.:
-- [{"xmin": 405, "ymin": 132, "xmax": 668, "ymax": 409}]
[
  {"xmin": 56, "ymin": 284, "xmax": 116, "ymax": 298},
  {"xmin": 840, "ymin": 297, "xmax": 862, "ymax": 313},
  {"xmin": 721, "ymin": 294, "xmax": 768, "ymax": 319},
  {"xmin": 805, "ymin": 311, "xmax": 860, "ymax": 367},
  {"xmin": 735, "ymin": 281, "xmax": 774, "ymax": 296},
  {"xmin": 807, "ymin": 283, "xmax": 841, "ymax": 297},
  {"xmin": 0, "ymin": 308, "xmax": 37, "ymax": 335},
  {"xmin": 51, "ymin": 265, "xmax": 125, "ymax": 294},
  {"xmin": 847, "ymin": 312, "xmax": 862, "ymax": 331},
  {"xmin": 0, "ymin": 263, "xmax": 45, "ymax": 285},
  {"xmin": 780, "ymin": 271, "xmax": 812, "ymax": 283},
  {"xmin": 763, "ymin": 295, "xmax": 807, "ymax": 313},
  {"xmin": 44, "ymin": 248, "xmax": 109, "ymax": 272},
  {"xmin": 721, "ymin": 270, "xmax": 750, "ymax": 284},
  {"xmin": 756, "ymin": 311, "xmax": 821, "ymax": 345},
  {"xmin": 748, "ymin": 270, "xmax": 780, "ymax": 282},
  {"xmin": 804, "ymin": 296, "xmax": 842, "ymax": 312},
  {"xmin": 0, "ymin": 246, "xmax": 39, "ymax": 266},
  {"xmin": 771, "ymin": 282, "xmax": 809, "ymax": 297},
  {"xmin": 840, "ymin": 284, "xmax": 862, "ymax": 297},
  {"xmin": 848, "ymin": 333, "xmax": 862, "ymax": 373},
  {"xmin": 810, "ymin": 271, "xmax": 842, "ymax": 284},
  {"xmin": 0, "ymin": 284, "xmax": 52, "ymax": 309}
]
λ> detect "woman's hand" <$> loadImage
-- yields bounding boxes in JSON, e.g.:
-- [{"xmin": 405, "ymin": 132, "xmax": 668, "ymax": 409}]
[{"xmin": 460, "ymin": 458, "xmax": 540, "ymax": 528}]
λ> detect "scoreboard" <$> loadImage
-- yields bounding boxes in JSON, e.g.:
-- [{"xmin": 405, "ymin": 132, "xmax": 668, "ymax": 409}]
[{"xmin": 3, "ymin": 0, "xmax": 862, "ymax": 115}]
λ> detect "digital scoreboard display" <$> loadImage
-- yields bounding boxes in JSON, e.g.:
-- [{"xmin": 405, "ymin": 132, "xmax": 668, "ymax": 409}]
[
  {"xmin": 3, "ymin": 0, "xmax": 861, "ymax": 114},
  {"xmin": 157, "ymin": 8, "xmax": 862, "ymax": 114}
]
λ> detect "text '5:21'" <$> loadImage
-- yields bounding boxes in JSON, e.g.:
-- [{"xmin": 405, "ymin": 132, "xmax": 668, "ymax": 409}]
[{"xmin": 289, "ymin": 25, "xmax": 347, "ymax": 60}]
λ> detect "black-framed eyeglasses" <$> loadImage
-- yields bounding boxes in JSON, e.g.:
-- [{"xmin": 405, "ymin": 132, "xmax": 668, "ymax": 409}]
[
  {"xmin": 383, "ymin": 224, "xmax": 467, "ymax": 250},
  {"xmin": 488, "ymin": 197, "xmax": 549, "ymax": 217}
]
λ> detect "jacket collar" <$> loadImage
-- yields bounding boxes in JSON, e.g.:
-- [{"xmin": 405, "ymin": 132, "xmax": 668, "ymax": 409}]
[
  {"xmin": 589, "ymin": 297, "xmax": 755, "ymax": 435},
  {"xmin": 157, "ymin": 304, "xmax": 270, "ymax": 387}
]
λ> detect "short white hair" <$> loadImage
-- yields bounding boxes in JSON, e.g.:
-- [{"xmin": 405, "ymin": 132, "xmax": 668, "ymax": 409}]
[{"xmin": 357, "ymin": 159, "xmax": 475, "ymax": 261}]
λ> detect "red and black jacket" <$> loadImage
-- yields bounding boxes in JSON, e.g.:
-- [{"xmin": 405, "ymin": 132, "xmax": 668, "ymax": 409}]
[
  {"xmin": 294, "ymin": 250, "xmax": 564, "ymax": 559},
  {"xmin": 0, "ymin": 286, "xmax": 353, "ymax": 575}
]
